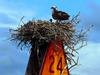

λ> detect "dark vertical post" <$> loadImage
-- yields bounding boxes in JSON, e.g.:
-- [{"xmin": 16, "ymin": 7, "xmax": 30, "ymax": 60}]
[
  {"xmin": 25, "ymin": 39, "xmax": 39, "ymax": 75},
  {"xmin": 25, "ymin": 39, "xmax": 49, "ymax": 75},
  {"xmin": 25, "ymin": 47, "xmax": 39, "ymax": 75}
]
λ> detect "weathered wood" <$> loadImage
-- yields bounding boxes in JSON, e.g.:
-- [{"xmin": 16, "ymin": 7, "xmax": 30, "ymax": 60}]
[
  {"xmin": 25, "ymin": 40, "xmax": 49, "ymax": 75},
  {"xmin": 25, "ymin": 47, "xmax": 39, "ymax": 75}
]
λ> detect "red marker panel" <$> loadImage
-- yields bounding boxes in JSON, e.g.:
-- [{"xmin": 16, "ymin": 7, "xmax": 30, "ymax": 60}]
[{"xmin": 40, "ymin": 39, "xmax": 69, "ymax": 75}]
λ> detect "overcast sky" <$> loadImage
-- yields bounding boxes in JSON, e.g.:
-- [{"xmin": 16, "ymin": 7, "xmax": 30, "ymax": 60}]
[{"xmin": 0, "ymin": 0, "xmax": 100, "ymax": 75}]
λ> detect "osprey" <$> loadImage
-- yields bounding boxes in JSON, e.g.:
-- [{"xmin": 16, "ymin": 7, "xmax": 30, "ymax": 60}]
[{"xmin": 51, "ymin": 6, "xmax": 70, "ymax": 21}]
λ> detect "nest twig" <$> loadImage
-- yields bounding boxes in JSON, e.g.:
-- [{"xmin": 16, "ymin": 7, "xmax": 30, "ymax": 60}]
[{"xmin": 10, "ymin": 13, "xmax": 92, "ymax": 70}]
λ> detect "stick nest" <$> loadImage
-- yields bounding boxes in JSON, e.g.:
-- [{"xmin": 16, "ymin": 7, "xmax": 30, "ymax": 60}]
[
  {"xmin": 10, "ymin": 14, "xmax": 90, "ymax": 70},
  {"xmin": 10, "ymin": 20, "xmax": 76, "ymax": 48}
]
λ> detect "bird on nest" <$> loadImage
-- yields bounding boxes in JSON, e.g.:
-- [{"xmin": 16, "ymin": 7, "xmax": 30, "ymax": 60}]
[{"xmin": 51, "ymin": 6, "xmax": 70, "ymax": 23}]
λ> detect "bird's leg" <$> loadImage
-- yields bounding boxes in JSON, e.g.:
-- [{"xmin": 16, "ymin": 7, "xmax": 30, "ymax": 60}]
[
  {"xmin": 55, "ymin": 20, "xmax": 59, "ymax": 24},
  {"xmin": 58, "ymin": 20, "xmax": 60, "ymax": 23},
  {"xmin": 59, "ymin": 20, "xmax": 61, "ymax": 23}
]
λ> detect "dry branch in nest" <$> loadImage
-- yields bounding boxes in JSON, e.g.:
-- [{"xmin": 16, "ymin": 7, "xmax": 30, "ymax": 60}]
[{"xmin": 10, "ymin": 13, "xmax": 92, "ymax": 70}]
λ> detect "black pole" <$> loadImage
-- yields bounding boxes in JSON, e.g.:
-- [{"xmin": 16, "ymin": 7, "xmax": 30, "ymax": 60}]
[{"xmin": 25, "ymin": 39, "xmax": 49, "ymax": 75}]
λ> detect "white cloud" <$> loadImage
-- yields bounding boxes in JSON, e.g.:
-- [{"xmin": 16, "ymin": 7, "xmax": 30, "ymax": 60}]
[
  {"xmin": 0, "ymin": 39, "xmax": 29, "ymax": 75},
  {"xmin": 71, "ymin": 42, "xmax": 100, "ymax": 75}
]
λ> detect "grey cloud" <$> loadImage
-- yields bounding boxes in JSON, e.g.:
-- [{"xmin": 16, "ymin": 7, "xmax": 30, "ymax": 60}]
[
  {"xmin": 0, "ymin": 12, "xmax": 16, "ymax": 24},
  {"xmin": 0, "ymin": 27, "xmax": 10, "ymax": 38},
  {"xmin": 71, "ymin": 43, "xmax": 100, "ymax": 75},
  {"xmin": 0, "ymin": 39, "xmax": 29, "ymax": 75},
  {"xmin": 80, "ymin": 2, "xmax": 100, "ymax": 43}
]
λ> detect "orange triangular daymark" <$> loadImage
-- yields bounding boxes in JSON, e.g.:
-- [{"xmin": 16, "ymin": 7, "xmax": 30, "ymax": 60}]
[{"xmin": 40, "ymin": 38, "xmax": 70, "ymax": 75}]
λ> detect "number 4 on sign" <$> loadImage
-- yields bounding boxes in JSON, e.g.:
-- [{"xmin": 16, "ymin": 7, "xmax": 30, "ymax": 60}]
[{"xmin": 40, "ymin": 39, "xmax": 70, "ymax": 75}]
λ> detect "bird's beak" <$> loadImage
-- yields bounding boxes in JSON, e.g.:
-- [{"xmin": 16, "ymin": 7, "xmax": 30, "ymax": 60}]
[{"xmin": 51, "ymin": 7, "xmax": 53, "ymax": 9}]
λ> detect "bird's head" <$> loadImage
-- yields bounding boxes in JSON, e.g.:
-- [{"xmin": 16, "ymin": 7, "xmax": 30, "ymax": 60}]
[{"xmin": 51, "ymin": 6, "xmax": 57, "ymax": 10}]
